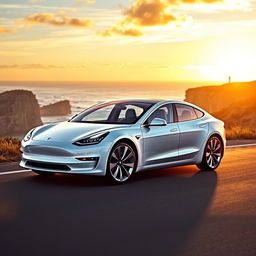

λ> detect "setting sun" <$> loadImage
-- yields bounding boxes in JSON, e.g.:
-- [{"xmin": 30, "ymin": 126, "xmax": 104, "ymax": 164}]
[{"xmin": 201, "ymin": 38, "xmax": 256, "ymax": 82}]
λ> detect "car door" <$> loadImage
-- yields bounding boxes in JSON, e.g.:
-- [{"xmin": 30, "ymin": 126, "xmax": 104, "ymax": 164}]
[
  {"xmin": 174, "ymin": 103, "xmax": 208, "ymax": 161},
  {"xmin": 141, "ymin": 104, "xmax": 180, "ymax": 166}
]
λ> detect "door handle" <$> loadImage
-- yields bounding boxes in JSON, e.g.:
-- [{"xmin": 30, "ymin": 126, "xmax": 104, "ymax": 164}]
[
  {"xmin": 199, "ymin": 124, "xmax": 207, "ymax": 128},
  {"xmin": 170, "ymin": 128, "xmax": 178, "ymax": 133}
]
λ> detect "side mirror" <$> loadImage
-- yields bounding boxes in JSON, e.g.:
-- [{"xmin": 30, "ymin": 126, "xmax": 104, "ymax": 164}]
[{"xmin": 148, "ymin": 118, "xmax": 167, "ymax": 126}]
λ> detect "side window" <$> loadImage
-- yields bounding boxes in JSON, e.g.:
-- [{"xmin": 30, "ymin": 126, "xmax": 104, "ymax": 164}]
[
  {"xmin": 194, "ymin": 108, "xmax": 204, "ymax": 118},
  {"xmin": 147, "ymin": 104, "xmax": 174, "ymax": 124},
  {"xmin": 175, "ymin": 104, "xmax": 197, "ymax": 122},
  {"xmin": 118, "ymin": 105, "xmax": 143, "ymax": 120}
]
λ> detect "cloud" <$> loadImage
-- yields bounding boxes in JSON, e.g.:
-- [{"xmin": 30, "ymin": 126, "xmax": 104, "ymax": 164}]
[
  {"xmin": 101, "ymin": 0, "xmax": 225, "ymax": 36},
  {"xmin": 100, "ymin": 27, "xmax": 142, "ymax": 37},
  {"xmin": 99, "ymin": 23, "xmax": 143, "ymax": 37},
  {"xmin": 124, "ymin": 0, "xmax": 178, "ymax": 26},
  {"xmin": 125, "ymin": 0, "xmax": 224, "ymax": 26},
  {"xmin": 0, "ymin": 26, "xmax": 16, "ymax": 33},
  {"xmin": 23, "ymin": 12, "xmax": 94, "ymax": 28},
  {"xmin": 0, "ymin": 64, "xmax": 60, "ymax": 69},
  {"xmin": 0, "ymin": 11, "xmax": 94, "ymax": 34}
]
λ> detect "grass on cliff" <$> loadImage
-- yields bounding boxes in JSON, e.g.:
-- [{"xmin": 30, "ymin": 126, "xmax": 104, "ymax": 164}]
[
  {"xmin": 0, "ymin": 137, "xmax": 21, "ymax": 162},
  {"xmin": 225, "ymin": 126, "xmax": 256, "ymax": 140}
]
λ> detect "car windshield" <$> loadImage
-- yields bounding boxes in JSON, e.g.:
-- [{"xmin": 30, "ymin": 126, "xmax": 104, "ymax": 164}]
[{"xmin": 71, "ymin": 101, "xmax": 154, "ymax": 124}]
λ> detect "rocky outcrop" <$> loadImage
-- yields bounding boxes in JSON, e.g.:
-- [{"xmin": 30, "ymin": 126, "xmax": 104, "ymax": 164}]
[
  {"xmin": 185, "ymin": 81, "xmax": 256, "ymax": 128},
  {"xmin": 0, "ymin": 90, "xmax": 42, "ymax": 136},
  {"xmin": 40, "ymin": 100, "xmax": 71, "ymax": 116},
  {"xmin": 212, "ymin": 98, "xmax": 256, "ymax": 129},
  {"xmin": 185, "ymin": 81, "xmax": 256, "ymax": 113}
]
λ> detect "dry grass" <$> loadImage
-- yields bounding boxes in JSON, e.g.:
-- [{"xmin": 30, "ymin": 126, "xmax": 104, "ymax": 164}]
[
  {"xmin": 226, "ymin": 126, "xmax": 256, "ymax": 140},
  {"xmin": 0, "ymin": 137, "xmax": 21, "ymax": 162}
]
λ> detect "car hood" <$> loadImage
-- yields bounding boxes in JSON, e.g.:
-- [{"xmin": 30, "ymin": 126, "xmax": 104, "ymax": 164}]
[{"xmin": 32, "ymin": 121, "xmax": 129, "ymax": 142}]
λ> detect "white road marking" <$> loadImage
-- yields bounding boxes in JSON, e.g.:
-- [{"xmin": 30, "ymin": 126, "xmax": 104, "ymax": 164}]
[
  {"xmin": 227, "ymin": 143, "xmax": 256, "ymax": 148},
  {"xmin": 0, "ymin": 170, "xmax": 31, "ymax": 176}
]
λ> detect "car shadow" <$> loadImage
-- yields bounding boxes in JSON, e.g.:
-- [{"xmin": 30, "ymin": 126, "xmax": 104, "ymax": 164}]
[
  {"xmin": 24, "ymin": 165, "xmax": 207, "ymax": 187},
  {"xmin": 1, "ymin": 166, "xmax": 217, "ymax": 256}
]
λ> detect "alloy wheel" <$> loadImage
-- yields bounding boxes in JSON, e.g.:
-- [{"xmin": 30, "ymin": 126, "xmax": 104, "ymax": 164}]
[
  {"xmin": 109, "ymin": 144, "xmax": 136, "ymax": 183},
  {"xmin": 205, "ymin": 137, "xmax": 223, "ymax": 169}
]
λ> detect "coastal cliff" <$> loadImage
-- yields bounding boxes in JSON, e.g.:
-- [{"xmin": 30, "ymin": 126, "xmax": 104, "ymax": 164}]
[
  {"xmin": 185, "ymin": 81, "xmax": 256, "ymax": 129},
  {"xmin": 40, "ymin": 100, "xmax": 71, "ymax": 116},
  {"xmin": 185, "ymin": 81, "xmax": 256, "ymax": 113},
  {"xmin": 0, "ymin": 90, "xmax": 42, "ymax": 136},
  {"xmin": 213, "ymin": 98, "xmax": 256, "ymax": 129}
]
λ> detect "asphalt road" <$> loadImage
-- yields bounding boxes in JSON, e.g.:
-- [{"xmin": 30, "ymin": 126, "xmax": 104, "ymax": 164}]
[{"xmin": 0, "ymin": 147, "xmax": 255, "ymax": 256}]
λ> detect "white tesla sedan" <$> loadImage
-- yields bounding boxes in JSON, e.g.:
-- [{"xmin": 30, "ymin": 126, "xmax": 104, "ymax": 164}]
[{"xmin": 20, "ymin": 100, "xmax": 225, "ymax": 184}]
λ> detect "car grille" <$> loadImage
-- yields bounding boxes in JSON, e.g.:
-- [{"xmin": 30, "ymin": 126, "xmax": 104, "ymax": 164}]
[
  {"xmin": 24, "ymin": 145, "xmax": 72, "ymax": 157},
  {"xmin": 26, "ymin": 160, "xmax": 71, "ymax": 171}
]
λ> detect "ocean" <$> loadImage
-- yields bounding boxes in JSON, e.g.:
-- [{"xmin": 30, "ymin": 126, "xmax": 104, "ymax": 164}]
[{"xmin": 0, "ymin": 81, "xmax": 215, "ymax": 124}]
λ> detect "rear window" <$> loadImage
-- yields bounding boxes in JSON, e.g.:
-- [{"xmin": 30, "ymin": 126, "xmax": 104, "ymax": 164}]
[
  {"xmin": 175, "ymin": 104, "xmax": 198, "ymax": 122},
  {"xmin": 194, "ymin": 108, "xmax": 204, "ymax": 118}
]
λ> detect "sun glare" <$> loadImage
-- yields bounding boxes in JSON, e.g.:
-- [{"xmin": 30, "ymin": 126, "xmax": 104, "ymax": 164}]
[{"xmin": 202, "ymin": 39, "xmax": 256, "ymax": 82}]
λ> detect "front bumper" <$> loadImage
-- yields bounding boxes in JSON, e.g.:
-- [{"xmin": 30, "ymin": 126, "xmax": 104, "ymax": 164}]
[{"xmin": 20, "ymin": 139, "xmax": 112, "ymax": 175}]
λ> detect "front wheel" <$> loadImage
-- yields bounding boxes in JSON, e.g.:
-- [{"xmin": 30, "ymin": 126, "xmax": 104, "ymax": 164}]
[
  {"xmin": 197, "ymin": 136, "xmax": 224, "ymax": 171},
  {"xmin": 107, "ymin": 142, "xmax": 137, "ymax": 184},
  {"xmin": 32, "ymin": 169, "xmax": 54, "ymax": 176}
]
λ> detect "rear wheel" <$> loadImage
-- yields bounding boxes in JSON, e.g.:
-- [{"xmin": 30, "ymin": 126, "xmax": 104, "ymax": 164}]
[
  {"xmin": 197, "ymin": 136, "xmax": 224, "ymax": 171},
  {"xmin": 107, "ymin": 142, "xmax": 137, "ymax": 184},
  {"xmin": 32, "ymin": 170, "xmax": 54, "ymax": 176}
]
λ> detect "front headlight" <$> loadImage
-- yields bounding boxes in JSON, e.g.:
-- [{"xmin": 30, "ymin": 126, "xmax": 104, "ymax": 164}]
[
  {"xmin": 23, "ymin": 128, "xmax": 35, "ymax": 142},
  {"xmin": 73, "ymin": 131, "xmax": 109, "ymax": 146}
]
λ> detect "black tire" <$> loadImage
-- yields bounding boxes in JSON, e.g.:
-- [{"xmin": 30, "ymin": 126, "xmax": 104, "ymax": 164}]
[
  {"xmin": 107, "ymin": 142, "xmax": 137, "ymax": 184},
  {"xmin": 197, "ymin": 135, "xmax": 224, "ymax": 171},
  {"xmin": 32, "ymin": 169, "xmax": 54, "ymax": 176}
]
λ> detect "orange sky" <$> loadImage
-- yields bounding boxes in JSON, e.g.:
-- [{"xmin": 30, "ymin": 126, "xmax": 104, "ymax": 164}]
[{"xmin": 0, "ymin": 0, "xmax": 256, "ymax": 82}]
